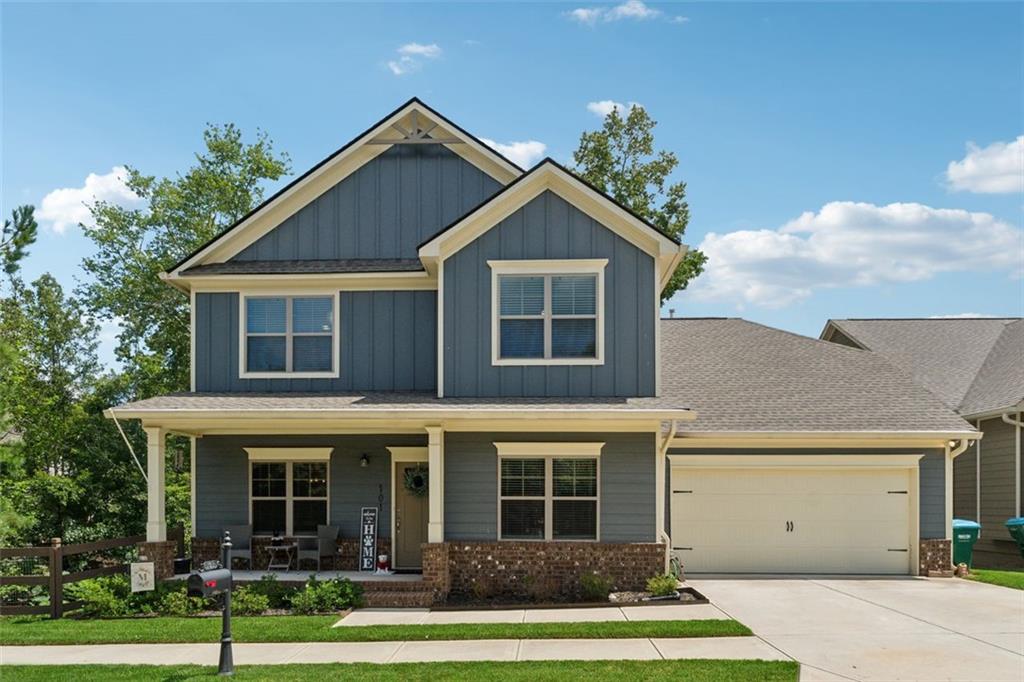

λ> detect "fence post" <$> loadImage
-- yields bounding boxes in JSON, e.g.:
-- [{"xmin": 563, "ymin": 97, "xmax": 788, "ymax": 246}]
[{"xmin": 48, "ymin": 537, "xmax": 63, "ymax": 619}]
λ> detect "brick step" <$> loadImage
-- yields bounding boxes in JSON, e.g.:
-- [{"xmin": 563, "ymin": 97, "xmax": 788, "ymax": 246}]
[
  {"xmin": 362, "ymin": 590, "xmax": 435, "ymax": 608},
  {"xmin": 359, "ymin": 580, "xmax": 429, "ymax": 593}
]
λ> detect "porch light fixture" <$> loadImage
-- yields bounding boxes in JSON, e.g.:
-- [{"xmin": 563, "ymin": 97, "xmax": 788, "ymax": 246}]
[{"xmin": 360, "ymin": 454, "xmax": 370, "ymax": 468}]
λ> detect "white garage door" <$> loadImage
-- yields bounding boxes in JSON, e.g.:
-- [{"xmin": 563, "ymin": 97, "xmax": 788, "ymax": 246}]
[{"xmin": 670, "ymin": 465, "xmax": 914, "ymax": 574}]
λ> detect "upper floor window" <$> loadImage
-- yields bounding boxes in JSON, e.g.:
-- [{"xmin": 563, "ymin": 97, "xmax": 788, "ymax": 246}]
[
  {"xmin": 489, "ymin": 260, "xmax": 606, "ymax": 366},
  {"xmin": 241, "ymin": 294, "xmax": 338, "ymax": 378}
]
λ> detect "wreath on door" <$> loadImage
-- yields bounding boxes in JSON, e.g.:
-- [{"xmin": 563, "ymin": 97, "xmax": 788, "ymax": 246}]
[{"xmin": 403, "ymin": 465, "xmax": 429, "ymax": 497}]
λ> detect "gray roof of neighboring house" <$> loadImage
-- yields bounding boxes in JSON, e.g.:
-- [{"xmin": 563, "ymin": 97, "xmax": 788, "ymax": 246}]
[
  {"xmin": 823, "ymin": 318, "xmax": 1023, "ymax": 417},
  {"xmin": 181, "ymin": 259, "xmax": 425, "ymax": 276},
  {"xmin": 660, "ymin": 318, "xmax": 974, "ymax": 433}
]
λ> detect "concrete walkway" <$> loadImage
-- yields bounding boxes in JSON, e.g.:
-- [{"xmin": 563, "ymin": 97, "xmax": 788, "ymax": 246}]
[
  {"xmin": 334, "ymin": 603, "xmax": 729, "ymax": 626},
  {"xmin": 688, "ymin": 576, "xmax": 1024, "ymax": 682},
  {"xmin": 1, "ymin": 637, "xmax": 786, "ymax": 666}
]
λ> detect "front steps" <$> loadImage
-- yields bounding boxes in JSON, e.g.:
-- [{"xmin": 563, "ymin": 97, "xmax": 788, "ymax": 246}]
[{"xmin": 360, "ymin": 579, "xmax": 436, "ymax": 607}]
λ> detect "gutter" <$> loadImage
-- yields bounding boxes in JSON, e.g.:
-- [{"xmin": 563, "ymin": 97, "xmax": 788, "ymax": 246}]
[{"xmin": 657, "ymin": 420, "xmax": 678, "ymax": 573}]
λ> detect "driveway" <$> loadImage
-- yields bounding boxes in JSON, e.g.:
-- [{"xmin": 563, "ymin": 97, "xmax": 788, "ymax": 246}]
[{"xmin": 688, "ymin": 576, "xmax": 1024, "ymax": 681}]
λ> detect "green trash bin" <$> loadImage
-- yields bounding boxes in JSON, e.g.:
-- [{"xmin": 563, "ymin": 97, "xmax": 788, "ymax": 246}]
[
  {"xmin": 952, "ymin": 519, "xmax": 981, "ymax": 567},
  {"xmin": 1006, "ymin": 517, "xmax": 1024, "ymax": 559}
]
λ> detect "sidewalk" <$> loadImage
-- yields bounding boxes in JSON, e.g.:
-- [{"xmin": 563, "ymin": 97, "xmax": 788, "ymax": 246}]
[
  {"xmin": 334, "ymin": 603, "xmax": 730, "ymax": 626},
  {"xmin": 1, "ymin": 637, "xmax": 788, "ymax": 666}
]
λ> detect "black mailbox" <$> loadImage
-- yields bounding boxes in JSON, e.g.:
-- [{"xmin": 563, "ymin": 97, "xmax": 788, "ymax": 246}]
[{"xmin": 187, "ymin": 568, "xmax": 232, "ymax": 598}]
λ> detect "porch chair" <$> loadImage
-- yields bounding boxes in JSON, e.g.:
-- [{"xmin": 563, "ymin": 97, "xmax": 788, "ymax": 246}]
[
  {"xmin": 224, "ymin": 525, "xmax": 253, "ymax": 570},
  {"xmin": 297, "ymin": 524, "xmax": 339, "ymax": 572}
]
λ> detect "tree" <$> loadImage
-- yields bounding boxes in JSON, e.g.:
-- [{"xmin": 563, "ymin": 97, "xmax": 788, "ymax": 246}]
[
  {"xmin": 573, "ymin": 106, "xmax": 706, "ymax": 302},
  {"xmin": 0, "ymin": 205, "xmax": 38, "ymax": 280},
  {"xmin": 80, "ymin": 124, "xmax": 291, "ymax": 399}
]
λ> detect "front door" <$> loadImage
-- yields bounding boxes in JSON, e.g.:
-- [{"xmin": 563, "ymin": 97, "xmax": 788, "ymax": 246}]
[{"xmin": 394, "ymin": 462, "xmax": 428, "ymax": 569}]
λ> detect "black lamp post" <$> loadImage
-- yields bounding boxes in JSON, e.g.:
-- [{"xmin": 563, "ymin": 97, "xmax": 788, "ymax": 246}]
[{"xmin": 218, "ymin": 530, "xmax": 234, "ymax": 676}]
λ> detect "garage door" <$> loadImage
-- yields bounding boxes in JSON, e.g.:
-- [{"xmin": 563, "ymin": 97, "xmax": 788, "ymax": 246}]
[{"xmin": 670, "ymin": 465, "xmax": 914, "ymax": 574}]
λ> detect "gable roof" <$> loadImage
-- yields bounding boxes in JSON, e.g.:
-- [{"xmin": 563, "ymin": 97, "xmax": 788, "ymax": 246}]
[
  {"xmin": 663, "ymin": 318, "xmax": 975, "ymax": 434},
  {"xmin": 165, "ymin": 98, "xmax": 523, "ymax": 279},
  {"xmin": 821, "ymin": 318, "xmax": 1023, "ymax": 418},
  {"xmin": 417, "ymin": 158, "xmax": 686, "ymax": 288}
]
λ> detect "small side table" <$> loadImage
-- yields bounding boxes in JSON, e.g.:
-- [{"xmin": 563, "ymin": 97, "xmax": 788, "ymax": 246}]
[{"xmin": 266, "ymin": 543, "xmax": 297, "ymax": 572}]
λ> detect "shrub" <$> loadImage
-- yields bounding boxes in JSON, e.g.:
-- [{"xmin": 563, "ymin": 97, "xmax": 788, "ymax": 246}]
[
  {"xmin": 579, "ymin": 573, "xmax": 613, "ymax": 602},
  {"xmin": 246, "ymin": 574, "xmax": 295, "ymax": 609},
  {"xmin": 645, "ymin": 574, "xmax": 678, "ymax": 597},
  {"xmin": 291, "ymin": 576, "xmax": 363, "ymax": 614},
  {"xmin": 157, "ymin": 589, "xmax": 206, "ymax": 617},
  {"xmin": 66, "ymin": 575, "xmax": 132, "ymax": 617},
  {"xmin": 232, "ymin": 586, "xmax": 270, "ymax": 616}
]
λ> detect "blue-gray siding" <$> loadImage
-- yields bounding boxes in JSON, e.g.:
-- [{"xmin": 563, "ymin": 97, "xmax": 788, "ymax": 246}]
[
  {"xmin": 194, "ymin": 290, "xmax": 436, "ymax": 392},
  {"xmin": 443, "ymin": 191, "xmax": 656, "ymax": 398},
  {"xmin": 444, "ymin": 432, "xmax": 656, "ymax": 542},
  {"xmin": 233, "ymin": 145, "xmax": 503, "ymax": 262},
  {"xmin": 194, "ymin": 434, "xmax": 427, "ymax": 539}
]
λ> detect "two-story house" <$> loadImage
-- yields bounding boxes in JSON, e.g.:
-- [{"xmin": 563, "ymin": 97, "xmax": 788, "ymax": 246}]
[{"xmin": 111, "ymin": 99, "xmax": 977, "ymax": 603}]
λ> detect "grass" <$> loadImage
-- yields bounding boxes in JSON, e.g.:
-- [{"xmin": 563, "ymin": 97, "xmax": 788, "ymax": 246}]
[
  {"xmin": 0, "ymin": 615, "xmax": 751, "ymax": 646},
  {"xmin": 0, "ymin": 661, "xmax": 799, "ymax": 681},
  {"xmin": 965, "ymin": 568, "xmax": 1024, "ymax": 590}
]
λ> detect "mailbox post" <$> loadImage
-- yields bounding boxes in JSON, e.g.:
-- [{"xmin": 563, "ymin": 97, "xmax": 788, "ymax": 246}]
[{"xmin": 187, "ymin": 530, "xmax": 234, "ymax": 676}]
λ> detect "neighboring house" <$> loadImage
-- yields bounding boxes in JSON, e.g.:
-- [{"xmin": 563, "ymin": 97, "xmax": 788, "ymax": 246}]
[
  {"xmin": 109, "ymin": 100, "xmax": 976, "ymax": 602},
  {"xmin": 822, "ymin": 318, "xmax": 1024, "ymax": 567}
]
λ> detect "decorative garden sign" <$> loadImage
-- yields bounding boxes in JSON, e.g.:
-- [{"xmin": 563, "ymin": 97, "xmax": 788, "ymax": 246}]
[
  {"xmin": 359, "ymin": 507, "xmax": 378, "ymax": 571},
  {"xmin": 130, "ymin": 562, "xmax": 155, "ymax": 592}
]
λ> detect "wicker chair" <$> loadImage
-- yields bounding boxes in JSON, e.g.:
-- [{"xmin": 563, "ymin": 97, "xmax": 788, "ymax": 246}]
[
  {"xmin": 224, "ymin": 525, "xmax": 252, "ymax": 569},
  {"xmin": 297, "ymin": 525, "xmax": 339, "ymax": 572}
]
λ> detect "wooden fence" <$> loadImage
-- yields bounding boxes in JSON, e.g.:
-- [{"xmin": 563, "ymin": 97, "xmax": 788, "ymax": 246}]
[{"xmin": 0, "ymin": 526, "xmax": 184, "ymax": 618}]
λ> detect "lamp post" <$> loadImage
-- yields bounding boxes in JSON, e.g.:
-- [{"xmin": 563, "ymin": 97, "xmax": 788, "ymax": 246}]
[{"xmin": 218, "ymin": 530, "xmax": 234, "ymax": 676}]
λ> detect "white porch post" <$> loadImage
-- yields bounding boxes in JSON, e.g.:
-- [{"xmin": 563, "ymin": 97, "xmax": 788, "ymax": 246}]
[
  {"xmin": 426, "ymin": 426, "xmax": 444, "ymax": 543},
  {"xmin": 144, "ymin": 426, "xmax": 167, "ymax": 542}
]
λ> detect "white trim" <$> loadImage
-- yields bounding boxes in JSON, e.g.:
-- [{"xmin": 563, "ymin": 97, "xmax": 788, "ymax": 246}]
[
  {"xmin": 488, "ymin": 260, "xmax": 607, "ymax": 367},
  {"xmin": 426, "ymin": 426, "xmax": 444, "ymax": 544},
  {"xmin": 184, "ymin": 272, "xmax": 436, "ymax": 294},
  {"xmin": 436, "ymin": 259, "xmax": 445, "ymax": 397},
  {"xmin": 495, "ymin": 441, "xmax": 604, "ymax": 543},
  {"xmin": 654, "ymin": 265, "xmax": 661, "ymax": 397},
  {"xmin": 189, "ymin": 436, "xmax": 197, "ymax": 538},
  {"xmin": 976, "ymin": 418, "xmax": 982, "ymax": 524},
  {"xmin": 244, "ymin": 447, "xmax": 333, "ymax": 461},
  {"xmin": 389, "ymin": 447, "xmax": 429, "ymax": 569},
  {"xmin": 667, "ymin": 453, "xmax": 924, "ymax": 469},
  {"xmin": 189, "ymin": 288, "xmax": 196, "ymax": 391},
  {"xmin": 238, "ymin": 291, "xmax": 341, "ymax": 379},
  {"xmin": 248, "ymin": 459, "xmax": 330, "ymax": 537}
]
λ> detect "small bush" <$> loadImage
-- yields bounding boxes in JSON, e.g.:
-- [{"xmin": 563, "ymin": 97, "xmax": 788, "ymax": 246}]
[
  {"xmin": 247, "ymin": 574, "xmax": 295, "ymax": 609},
  {"xmin": 232, "ymin": 587, "xmax": 270, "ymax": 615},
  {"xmin": 645, "ymin": 574, "xmax": 678, "ymax": 597},
  {"xmin": 66, "ymin": 575, "xmax": 132, "ymax": 617},
  {"xmin": 291, "ymin": 576, "xmax": 363, "ymax": 614},
  {"xmin": 157, "ymin": 589, "xmax": 205, "ymax": 617},
  {"xmin": 579, "ymin": 573, "xmax": 614, "ymax": 602}
]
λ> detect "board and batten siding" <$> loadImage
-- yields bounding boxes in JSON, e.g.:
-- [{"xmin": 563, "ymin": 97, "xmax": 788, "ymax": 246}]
[
  {"xmin": 194, "ymin": 434, "xmax": 427, "ymax": 539},
  {"xmin": 232, "ymin": 145, "xmax": 503, "ymax": 262},
  {"xmin": 443, "ymin": 432, "xmax": 657, "ymax": 543},
  {"xmin": 194, "ymin": 290, "xmax": 436, "ymax": 392},
  {"xmin": 442, "ymin": 190, "xmax": 656, "ymax": 398}
]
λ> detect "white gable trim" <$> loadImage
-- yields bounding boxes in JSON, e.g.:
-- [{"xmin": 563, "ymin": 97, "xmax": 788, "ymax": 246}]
[
  {"xmin": 418, "ymin": 162, "xmax": 686, "ymax": 288},
  {"xmin": 167, "ymin": 100, "xmax": 522, "ymax": 278}
]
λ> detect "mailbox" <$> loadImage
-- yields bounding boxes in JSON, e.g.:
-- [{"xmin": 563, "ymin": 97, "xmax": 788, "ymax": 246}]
[{"xmin": 187, "ymin": 568, "xmax": 232, "ymax": 598}]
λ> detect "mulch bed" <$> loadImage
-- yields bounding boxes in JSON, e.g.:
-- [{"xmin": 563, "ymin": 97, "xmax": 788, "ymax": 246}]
[{"xmin": 433, "ymin": 586, "xmax": 707, "ymax": 611}]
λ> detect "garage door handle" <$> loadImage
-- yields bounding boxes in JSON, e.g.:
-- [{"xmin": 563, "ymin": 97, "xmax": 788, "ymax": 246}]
[{"xmin": 887, "ymin": 548, "xmax": 908, "ymax": 552}]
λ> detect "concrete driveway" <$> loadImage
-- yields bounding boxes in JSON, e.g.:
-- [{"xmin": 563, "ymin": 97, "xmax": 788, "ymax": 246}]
[{"xmin": 688, "ymin": 576, "xmax": 1024, "ymax": 681}]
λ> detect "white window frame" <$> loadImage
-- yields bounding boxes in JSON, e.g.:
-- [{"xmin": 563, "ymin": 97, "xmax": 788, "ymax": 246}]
[
  {"xmin": 239, "ymin": 291, "xmax": 340, "ymax": 379},
  {"xmin": 495, "ymin": 442, "xmax": 603, "ymax": 542},
  {"xmin": 246, "ymin": 448, "xmax": 332, "ymax": 537},
  {"xmin": 488, "ymin": 260, "xmax": 607, "ymax": 366}
]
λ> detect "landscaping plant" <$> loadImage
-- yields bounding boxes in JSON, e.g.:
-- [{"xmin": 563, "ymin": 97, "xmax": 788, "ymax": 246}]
[
  {"xmin": 579, "ymin": 573, "xmax": 614, "ymax": 602},
  {"xmin": 231, "ymin": 587, "xmax": 270, "ymax": 616},
  {"xmin": 290, "ymin": 576, "xmax": 362, "ymax": 614},
  {"xmin": 645, "ymin": 574, "xmax": 679, "ymax": 597}
]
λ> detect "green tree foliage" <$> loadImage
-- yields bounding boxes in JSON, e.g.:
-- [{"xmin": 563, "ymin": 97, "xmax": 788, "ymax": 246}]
[
  {"xmin": 572, "ymin": 106, "xmax": 706, "ymax": 301},
  {"xmin": 0, "ymin": 205, "xmax": 38, "ymax": 279},
  {"xmin": 80, "ymin": 124, "xmax": 291, "ymax": 398}
]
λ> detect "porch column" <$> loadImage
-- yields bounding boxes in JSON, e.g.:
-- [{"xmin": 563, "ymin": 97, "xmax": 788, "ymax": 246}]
[
  {"xmin": 145, "ymin": 426, "xmax": 167, "ymax": 542},
  {"xmin": 426, "ymin": 426, "xmax": 444, "ymax": 543}
]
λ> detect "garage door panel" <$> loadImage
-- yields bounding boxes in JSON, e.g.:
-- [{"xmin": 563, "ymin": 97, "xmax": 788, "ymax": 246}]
[{"xmin": 671, "ymin": 466, "xmax": 913, "ymax": 574}]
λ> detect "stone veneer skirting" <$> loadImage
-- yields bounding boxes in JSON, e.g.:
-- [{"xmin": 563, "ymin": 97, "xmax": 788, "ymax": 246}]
[
  {"xmin": 919, "ymin": 538, "xmax": 952, "ymax": 576},
  {"xmin": 420, "ymin": 541, "xmax": 665, "ymax": 601},
  {"xmin": 192, "ymin": 537, "xmax": 392, "ymax": 571}
]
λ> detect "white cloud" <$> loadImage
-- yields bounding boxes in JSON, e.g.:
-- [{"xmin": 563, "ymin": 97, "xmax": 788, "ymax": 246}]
[
  {"xmin": 38, "ymin": 166, "xmax": 141, "ymax": 235},
  {"xmin": 586, "ymin": 100, "xmax": 643, "ymax": 117},
  {"xmin": 946, "ymin": 136, "xmax": 1024, "ymax": 193},
  {"xmin": 567, "ymin": 1, "xmax": 661, "ymax": 25},
  {"xmin": 480, "ymin": 138, "xmax": 547, "ymax": 168},
  {"xmin": 687, "ymin": 201, "xmax": 1023, "ymax": 308},
  {"xmin": 387, "ymin": 42, "xmax": 442, "ymax": 76},
  {"xmin": 928, "ymin": 313, "xmax": 1000, "ymax": 319},
  {"xmin": 671, "ymin": 15, "xmax": 690, "ymax": 24}
]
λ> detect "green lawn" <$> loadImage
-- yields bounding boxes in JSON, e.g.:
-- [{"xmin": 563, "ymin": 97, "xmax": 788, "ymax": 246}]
[
  {"xmin": 0, "ymin": 615, "xmax": 750, "ymax": 646},
  {"xmin": 966, "ymin": 568, "xmax": 1024, "ymax": 590},
  {"xmin": 0, "ymin": 661, "xmax": 798, "ymax": 681}
]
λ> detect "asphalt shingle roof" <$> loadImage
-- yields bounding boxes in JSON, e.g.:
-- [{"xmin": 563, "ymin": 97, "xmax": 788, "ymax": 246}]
[
  {"xmin": 660, "ymin": 318, "xmax": 974, "ymax": 433},
  {"xmin": 181, "ymin": 259, "xmax": 425, "ymax": 276},
  {"xmin": 826, "ymin": 318, "xmax": 1023, "ymax": 417}
]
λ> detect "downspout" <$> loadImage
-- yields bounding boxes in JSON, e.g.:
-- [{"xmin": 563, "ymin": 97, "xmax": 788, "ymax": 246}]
[
  {"xmin": 658, "ymin": 420, "xmax": 678, "ymax": 573},
  {"xmin": 1002, "ymin": 413, "xmax": 1023, "ymax": 516},
  {"xmin": 946, "ymin": 438, "xmax": 972, "ymax": 541}
]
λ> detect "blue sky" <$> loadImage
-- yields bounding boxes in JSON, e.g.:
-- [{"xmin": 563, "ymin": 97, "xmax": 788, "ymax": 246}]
[{"xmin": 3, "ymin": 1, "xmax": 1022, "ymax": 366}]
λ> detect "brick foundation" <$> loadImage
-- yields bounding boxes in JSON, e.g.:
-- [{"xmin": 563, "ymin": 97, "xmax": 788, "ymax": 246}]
[
  {"xmin": 136, "ymin": 540, "xmax": 177, "ymax": 580},
  {"xmin": 919, "ymin": 538, "xmax": 953, "ymax": 576},
  {"xmin": 423, "ymin": 541, "xmax": 665, "ymax": 601},
  {"xmin": 191, "ymin": 536, "xmax": 391, "ymax": 571}
]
